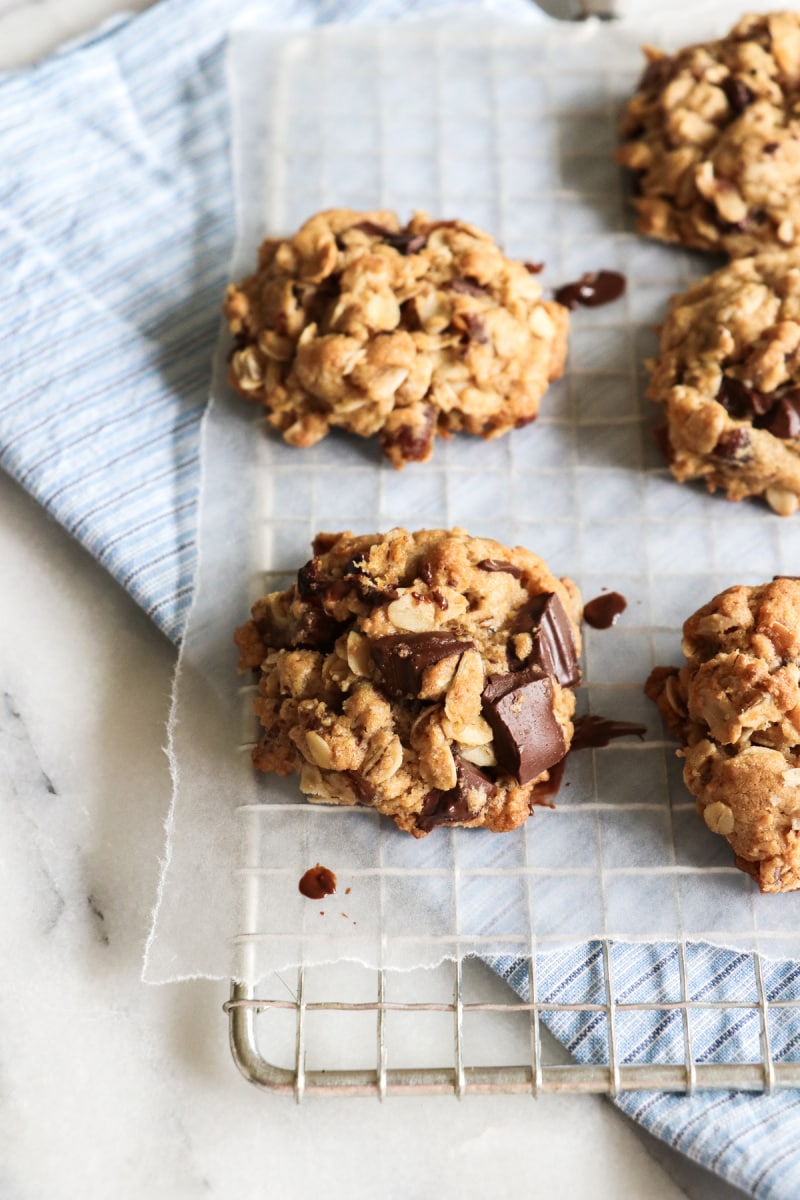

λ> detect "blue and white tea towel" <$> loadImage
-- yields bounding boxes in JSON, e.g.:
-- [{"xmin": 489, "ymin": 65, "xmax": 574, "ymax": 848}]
[{"xmin": 2, "ymin": 0, "xmax": 800, "ymax": 1194}]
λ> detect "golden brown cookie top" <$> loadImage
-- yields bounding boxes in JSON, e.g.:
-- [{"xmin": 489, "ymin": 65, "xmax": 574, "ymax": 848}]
[
  {"xmin": 647, "ymin": 578, "xmax": 800, "ymax": 892},
  {"xmin": 224, "ymin": 209, "xmax": 568, "ymax": 467},
  {"xmin": 236, "ymin": 527, "xmax": 582, "ymax": 836},
  {"xmin": 618, "ymin": 12, "xmax": 800, "ymax": 256}
]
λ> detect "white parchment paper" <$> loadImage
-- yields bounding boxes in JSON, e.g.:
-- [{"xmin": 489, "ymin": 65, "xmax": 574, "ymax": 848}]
[{"xmin": 146, "ymin": 8, "xmax": 800, "ymax": 986}]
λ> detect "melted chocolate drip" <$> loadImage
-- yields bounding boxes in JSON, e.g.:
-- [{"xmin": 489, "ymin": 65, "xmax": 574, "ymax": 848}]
[
  {"xmin": 298, "ymin": 864, "xmax": 337, "ymax": 899},
  {"xmin": 555, "ymin": 270, "xmax": 626, "ymax": 311},
  {"xmin": 571, "ymin": 715, "xmax": 646, "ymax": 751},
  {"xmin": 583, "ymin": 591, "xmax": 627, "ymax": 630}
]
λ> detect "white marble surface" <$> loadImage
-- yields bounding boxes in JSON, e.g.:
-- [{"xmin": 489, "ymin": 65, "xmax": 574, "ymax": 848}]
[{"xmin": 0, "ymin": 3, "xmax": 750, "ymax": 1198}]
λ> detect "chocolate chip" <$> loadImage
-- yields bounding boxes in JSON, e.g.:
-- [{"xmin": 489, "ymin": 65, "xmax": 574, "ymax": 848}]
[
  {"xmin": 764, "ymin": 142, "xmax": 779, "ymax": 154},
  {"xmin": 371, "ymin": 632, "xmax": 474, "ymax": 697},
  {"xmin": 477, "ymin": 559, "xmax": 524, "ymax": 579},
  {"xmin": 416, "ymin": 759, "xmax": 496, "ymax": 833},
  {"xmin": 760, "ymin": 393, "xmax": 800, "ymax": 440},
  {"xmin": 713, "ymin": 428, "xmax": 753, "ymax": 462},
  {"xmin": 450, "ymin": 277, "xmax": 490, "ymax": 298},
  {"xmin": 554, "ymin": 270, "xmax": 626, "ymax": 311},
  {"xmin": 512, "ymin": 593, "xmax": 579, "ymax": 686},
  {"xmin": 481, "ymin": 668, "xmax": 566, "ymax": 785},
  {"xmin": 721, "ymin": 76, "xmax": 754, "ymax": 116},
  {"xmin": 524, "ymin": 261, "xmax": 544, "ymax": 274}
]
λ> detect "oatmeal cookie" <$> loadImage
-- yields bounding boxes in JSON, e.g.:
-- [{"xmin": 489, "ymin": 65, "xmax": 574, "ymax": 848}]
[
  {"xmin": 223, "ymin": 209, "xmax": 569, "ymax": 467},
  {"xmin": 648, "ymin": 251, "xmax": 800, "ymax": 515},
  {"xmin": 618, "ymin": 12, "xmax": 800, "ymax": 257},
  {"xmin": 236, "ymin": 527, "xmax": 582, "ymax": 836},
  {"xmin": 646, "ymin": 578, "xmax": 800, "ymax": 892}
]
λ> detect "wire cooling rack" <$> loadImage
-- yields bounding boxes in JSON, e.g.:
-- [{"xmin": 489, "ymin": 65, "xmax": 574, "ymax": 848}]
[
  {"xmin": 224, "ymin": 947, "xmax": 800, "ymax": 1098},
  {"xmin": 221, "ymin": 4, "xmax": 800, "ymax": 1092}
]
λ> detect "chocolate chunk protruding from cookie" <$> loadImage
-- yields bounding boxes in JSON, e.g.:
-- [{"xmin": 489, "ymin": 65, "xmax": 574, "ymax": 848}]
[
  {"xmin": 512, "ymin": 593, "xmax": 579, "ymax": 686},
  {"xmin": 416, "ymin": 759, "xmax": 496, "ymax": 832},
  {"xmin": 481, "ymin": 668, "xmax": 567, "ymax": 784},
  {"xmin": 372, "ymin": 632, "xmax": 474, "ymax": 697}
]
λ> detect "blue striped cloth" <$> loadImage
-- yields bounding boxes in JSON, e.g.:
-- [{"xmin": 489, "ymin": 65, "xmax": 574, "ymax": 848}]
[{"xmin": 2, "ymin": 0, "xmax": 800, "ymax": 1194}]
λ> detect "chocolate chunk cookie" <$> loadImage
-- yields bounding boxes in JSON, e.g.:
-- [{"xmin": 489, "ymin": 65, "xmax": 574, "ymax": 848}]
[
  {"xmin": 646, "ymin": 578, "xmax": 800, "ymax": 892},
  {"xmin": 647, "ymin": 251, "xmax": 800, "ymax": 515},
  {"xmin": 223, "ymin": 209, "xmax": 569, "ymax": 467},
  {"xmin": 236, "ymin": 528, "xmax": 582, "ymax": 836},
  {"xmin": 618, "ymin": 12, "xmax": 800, "ymax": 257}
]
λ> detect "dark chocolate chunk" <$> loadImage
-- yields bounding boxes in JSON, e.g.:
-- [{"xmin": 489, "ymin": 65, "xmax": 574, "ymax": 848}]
[
  {"xmin": 764, "ymin": 142, "xmax": 779, "ymax": 154},
  {"xmin": 721, "ymin": 76, "xmax": 754, "ymax": 116},
  {"xmin": 481, "ymin": 668, "xmax": 566, "ymax": 785},
  {"xmin": 416, "ymin": 759, "xmax": 496, "ymax": 833},
  {"xmin": 759, "ymin": 393, "xmax": 800, "ymax": 440},
  {"xmin": 512, "ymin": 593, "xmax": 579, "ymax": 686},
  {"xmin": 293, "ymin": 608, "xmax": 345, "ymax": 650},
  {"xmin": 477, "ymin": 559, "xmax": 525, "ymax": 579},
  {"xmin": 298, "ymin": 864, "xmax": 337, "ymax": 899},
  {"xmin": 713, "ymin": 428, "xmax": 753, "ymax": 462},
  {"xmin": 571, "ymin": 715, "xmax": 646, "ymax": 751},
  {"xmin": 354, "ymin": 221, "xmax": 426, "ymax": 255},
  {"xmin": 372, "ymin": 632, "xmax": 474, "ymax": 697},
  {"xmin": 450, "ymin": 277, "xmax": 490, "ymax": 298},
  {"xmin": 554, "ymin": 270, "xmax": 626, "ymax": 311},
  {"xmin": 524, "ymin": 261, "xmax": 544, "ymax": 274},
  {"xmin": 716, "ymin": 375, "xmax": 770, "ymax": 419},
  {"xmin": 583, "ymin": 591, "xmax": 627, "ymax": 630}
]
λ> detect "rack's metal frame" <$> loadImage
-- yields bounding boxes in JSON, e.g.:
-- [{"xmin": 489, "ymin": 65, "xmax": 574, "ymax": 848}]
[{"xmin": 224, "ymin": 948, "xmax": 800, "ymax": 1099}]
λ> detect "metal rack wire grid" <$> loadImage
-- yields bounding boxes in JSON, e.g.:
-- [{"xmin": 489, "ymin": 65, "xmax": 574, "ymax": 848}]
[{"xmin": 216, "ymin": 11, "xmax": 800, "ymax": 1092}]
